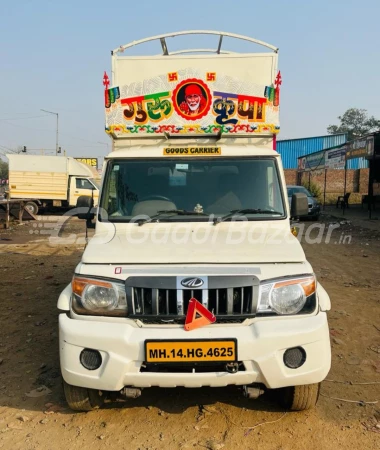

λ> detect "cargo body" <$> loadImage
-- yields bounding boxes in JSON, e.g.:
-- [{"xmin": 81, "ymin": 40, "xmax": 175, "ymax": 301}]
[
  {"xmin": 7, "ymin": 155, "xmax": 99, "ymax": 214},
  {"xmin": 58, "ymin": 31, "xmax": 331, "ymax": 412}
]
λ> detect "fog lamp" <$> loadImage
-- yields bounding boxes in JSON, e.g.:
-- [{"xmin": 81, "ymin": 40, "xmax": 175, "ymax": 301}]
[
  {"xmin": 80, "ymin": 349, "xmax": 102, "ymax": 371},
  {"xmin": 283, "ymin": 347, "xmax": 306, "ymax": 369}
]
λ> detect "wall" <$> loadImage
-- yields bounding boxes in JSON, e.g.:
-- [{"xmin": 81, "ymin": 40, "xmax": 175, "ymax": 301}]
[
  {"xmin": 284, "ymin": 168, "xmax": 370, "ymax": 194},
  {"xmin": 284, "ymin": 169, "xmax": 298, "ymax": 185},
  {"xmin": 359, "ymin": 168, "xmax": 369, "ymax": 194}
]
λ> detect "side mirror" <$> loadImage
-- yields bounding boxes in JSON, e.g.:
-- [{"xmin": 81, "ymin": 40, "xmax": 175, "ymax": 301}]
[
  {"xmin": 76, "ymin": 195, "xmax": 95, "ymax": 221},
  {"xmin": 291, "ymin": 193, "xmax": 308, "ymax": 218}
]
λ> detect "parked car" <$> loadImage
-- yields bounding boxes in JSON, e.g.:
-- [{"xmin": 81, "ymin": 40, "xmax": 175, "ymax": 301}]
[{"xmin": 287, "ymin": 185, "xmax": 320, "ymax": 220}]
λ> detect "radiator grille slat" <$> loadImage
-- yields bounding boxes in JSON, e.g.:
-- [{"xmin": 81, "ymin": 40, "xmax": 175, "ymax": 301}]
[
  {"xmin": 152, "ymin": 288, "xmax": 159, "ymax": 315},
  {"xmin": 227, "ymin": 288, "xmax": 234, "ymax": 314},
  {"xmin": 166, "ymin": 290, "xmax": 169, "ymax": 315},
  {"xmin": 176, "ymin": 290, "xmax": 184, "ymax": 315},
  {"xmin": 202, "ymin": 289, "xmax": 208, "ymax": 310}
]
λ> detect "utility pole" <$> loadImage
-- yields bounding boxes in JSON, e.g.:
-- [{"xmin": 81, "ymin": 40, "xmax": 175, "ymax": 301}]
[{"xmin": 41, "ymin": 109, "xmax": 59, "ymax": 155}]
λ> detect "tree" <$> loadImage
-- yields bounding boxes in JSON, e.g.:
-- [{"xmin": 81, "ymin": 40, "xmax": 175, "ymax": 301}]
[
  {"xmin": 327, "ymin": 108, "xmax": 380, "ymax": 141},
  {"xmin": 0, "ymin": 159, "xmax": 8, "ymax": 180}
]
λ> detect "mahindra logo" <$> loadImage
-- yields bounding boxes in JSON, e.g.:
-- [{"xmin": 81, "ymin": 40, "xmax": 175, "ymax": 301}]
[{"xmin": 181, "ymin": 277, "xmax": 204, "ymax": 288}]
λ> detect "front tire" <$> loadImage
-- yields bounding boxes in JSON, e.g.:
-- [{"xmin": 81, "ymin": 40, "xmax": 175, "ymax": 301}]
[
  {"xmin": 278, "ymin": 383, "xmax": 321, "ymax": 411},
  {"xmin": 63, "ymin": 380, "xmax": 104, "ymax": 412}
]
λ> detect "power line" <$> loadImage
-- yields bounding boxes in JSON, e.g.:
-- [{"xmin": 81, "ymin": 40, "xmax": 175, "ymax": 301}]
[
  {"xmin": 0, "ymin": 121, "xmax": 52, "ymax": 132},
  {"xmin": 0, "ymin": 144, "xmax": 14, "ymax": 152},
  {"xmin": 0, "ymin": 120, "xmax": 110, "ymax": 146},
  {"xmin": 0, "ymin": 114, "xmax": 49, "ymax": 121},
  {"xmin": 0, "ymin": 112, "xmax": 42, "ymax": 116}
]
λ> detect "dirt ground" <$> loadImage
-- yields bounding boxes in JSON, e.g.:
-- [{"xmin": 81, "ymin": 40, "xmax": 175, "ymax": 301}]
[{"xmin": 0, "ymin": 215, "xmax": 379, "ymax": 450}]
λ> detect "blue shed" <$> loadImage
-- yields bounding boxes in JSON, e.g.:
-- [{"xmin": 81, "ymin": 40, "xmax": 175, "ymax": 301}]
[{"xmin": 276, "ymin": 134, "xmax": 368, "ymax": 169}]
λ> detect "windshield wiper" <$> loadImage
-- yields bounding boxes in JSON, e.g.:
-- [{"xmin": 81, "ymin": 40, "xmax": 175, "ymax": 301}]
[
  {"xmin": 137, "ymin": 209, "xmax": 209, "ymax": 226},
  {"xmin": 213, "ymin": 208, "xmax": 284, "ymax": 225}
]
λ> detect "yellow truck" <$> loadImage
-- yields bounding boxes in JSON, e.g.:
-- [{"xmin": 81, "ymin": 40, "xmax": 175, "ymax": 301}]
[{"xmin": 7, "ymin": 154, "xmax": 99, "ymax": 214}]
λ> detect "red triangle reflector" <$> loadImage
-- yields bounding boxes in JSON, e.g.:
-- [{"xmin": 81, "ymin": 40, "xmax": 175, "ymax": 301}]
[{"xmin": 184, "ymin": 298, "xmax": 216, "ymax": 331}]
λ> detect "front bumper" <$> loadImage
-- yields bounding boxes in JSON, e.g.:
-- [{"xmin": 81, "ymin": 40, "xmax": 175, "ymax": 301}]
[
  {"xmin": 59, "ymin": 312, "xmax": 331, "ymax": 391},
  {"xmin": 307, "ymin": 205, "xmax": 320, "ymax": 216}
]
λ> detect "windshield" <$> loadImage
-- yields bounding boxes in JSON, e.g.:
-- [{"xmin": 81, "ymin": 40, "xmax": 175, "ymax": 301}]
[
  {"xmin": 100, "ymin": 158, "xmax": 286, "ymax": 222},
  {"xmin": 89, "ymin": 178, "xmax": 100, "ymax": 189},
  {"xmin": 287, "ymin": 186, "xmax": 311, "ymax": 197}
]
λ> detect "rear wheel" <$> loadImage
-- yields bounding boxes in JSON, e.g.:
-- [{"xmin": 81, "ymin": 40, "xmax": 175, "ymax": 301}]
[
  {"xmin": 25, "ymin": 201, "xmax": 39, "ymax": 215},
  {"xmin": 63, "ymin": 380, "xmax": 104, "ymax": 412},
  {"xmin": 278, "ymin": 383, "xmax": 321, "ymax": 411}
]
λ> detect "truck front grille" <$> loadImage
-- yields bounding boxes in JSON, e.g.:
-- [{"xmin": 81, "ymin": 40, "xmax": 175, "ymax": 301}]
[{"xmin": 126, "ymin": 276, "xmax": 259, "ymax": 324}]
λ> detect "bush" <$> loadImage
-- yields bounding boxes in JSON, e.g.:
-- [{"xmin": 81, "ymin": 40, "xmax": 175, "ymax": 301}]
[{"xmin": 302, "ymin": 180, "xmax": 322, "ymax": 201}]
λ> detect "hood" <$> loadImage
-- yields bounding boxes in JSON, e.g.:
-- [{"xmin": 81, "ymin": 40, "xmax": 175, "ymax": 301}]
[{"xmin": 82, "ymin": 221, "xmax": 305, "ymax": 265}]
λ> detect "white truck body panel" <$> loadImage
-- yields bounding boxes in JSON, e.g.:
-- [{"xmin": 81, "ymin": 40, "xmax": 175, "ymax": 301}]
[
  {"xmin": 112, "ymin": 52, "xmax": 277, "ymax": 87},
  {"xmin": 106, "ymin": 32, "xmax": 280, "ymax": 140}
]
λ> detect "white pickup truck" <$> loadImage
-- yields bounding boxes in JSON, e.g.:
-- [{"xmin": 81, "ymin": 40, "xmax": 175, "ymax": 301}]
[{"xmin": 58, "ymin": 31, "xmax": 331, "ymax": 412}]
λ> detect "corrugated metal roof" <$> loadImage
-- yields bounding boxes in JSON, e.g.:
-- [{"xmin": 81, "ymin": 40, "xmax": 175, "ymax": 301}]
[
  {"xmin": 277, "ymin": 134, "xmax": 347, "ymax": 168},
  {"xmin": 346, "ymin": 157, "xmax": 369, "ymax": 169}
]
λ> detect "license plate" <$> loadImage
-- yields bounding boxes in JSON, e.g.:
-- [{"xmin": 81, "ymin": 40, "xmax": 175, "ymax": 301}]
[{"xmin": 145, "ymin": 339, "xmax": 237, "ymax": 363}]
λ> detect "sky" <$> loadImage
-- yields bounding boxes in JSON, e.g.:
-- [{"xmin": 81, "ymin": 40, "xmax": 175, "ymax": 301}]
[{"xmin": 1, "ymin": 0, "xmax": 380, "ymax": 161}]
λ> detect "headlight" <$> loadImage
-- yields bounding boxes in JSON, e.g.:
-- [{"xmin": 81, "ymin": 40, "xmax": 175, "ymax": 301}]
[
  {"xmin": 71, "ymin": 276, "xmax": 127, "ymax": 316},
  {"xmin": 258, "ymin": 275, "xmax": 316, "ymax": 315}
]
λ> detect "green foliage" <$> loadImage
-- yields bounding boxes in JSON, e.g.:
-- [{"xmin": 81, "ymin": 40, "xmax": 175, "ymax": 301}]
[
  {"xmin": 302, "ymin": 180, "xmax": 322, "ymax": 201},
  {"xmin": 327, "ymin": 108, "xmax": 380, "ymax": 141},
  {"xmin": 0, "ymin": 159, "xmax": 8, "ymax": 180}
]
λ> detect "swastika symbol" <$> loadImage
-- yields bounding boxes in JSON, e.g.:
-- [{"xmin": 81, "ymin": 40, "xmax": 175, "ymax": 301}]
[
  {"xmin": 207, "ymin": 72, "xmax": 216, "ymax": 82},
  {"xmin": 168, "ymin": 72, "xmax": 178, "ymax": 82}
]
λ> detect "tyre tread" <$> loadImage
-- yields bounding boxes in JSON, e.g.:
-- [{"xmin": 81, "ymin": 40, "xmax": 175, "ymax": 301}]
[
  {"xmin": 280, "ymin": 383, "xmax": 320, "ymax": 411},
  {"xmin": 63, "ymin": 380, "xmax": 95, "ymax": 412}
]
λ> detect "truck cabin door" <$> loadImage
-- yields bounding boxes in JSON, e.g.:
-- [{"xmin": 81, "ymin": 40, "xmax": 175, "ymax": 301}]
[{"xmin": 70, "ymin": 177, "xmax": 99, "ymax": 207}]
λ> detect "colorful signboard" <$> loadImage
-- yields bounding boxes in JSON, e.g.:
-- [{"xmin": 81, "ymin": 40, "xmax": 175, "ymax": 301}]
[
  {"xmin": 346, "ymin": 136, "xmax": 374, "ymax": 160},
  {"xmin": 299, "ymin": 150, "xmax": 326, "ymax": 171},
  {"xmin": 325, "ymin": 146, "xmax": 346, "ymax": 169},
  {"xmin": 104, "ymin": 70, "xmax": 281, "ymax": 138}
]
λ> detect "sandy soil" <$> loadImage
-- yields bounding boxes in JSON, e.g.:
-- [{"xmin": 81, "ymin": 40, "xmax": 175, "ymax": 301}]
[{"xmin": 0, "ymin": 216, "xmax": 379, "ymax": 450}]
